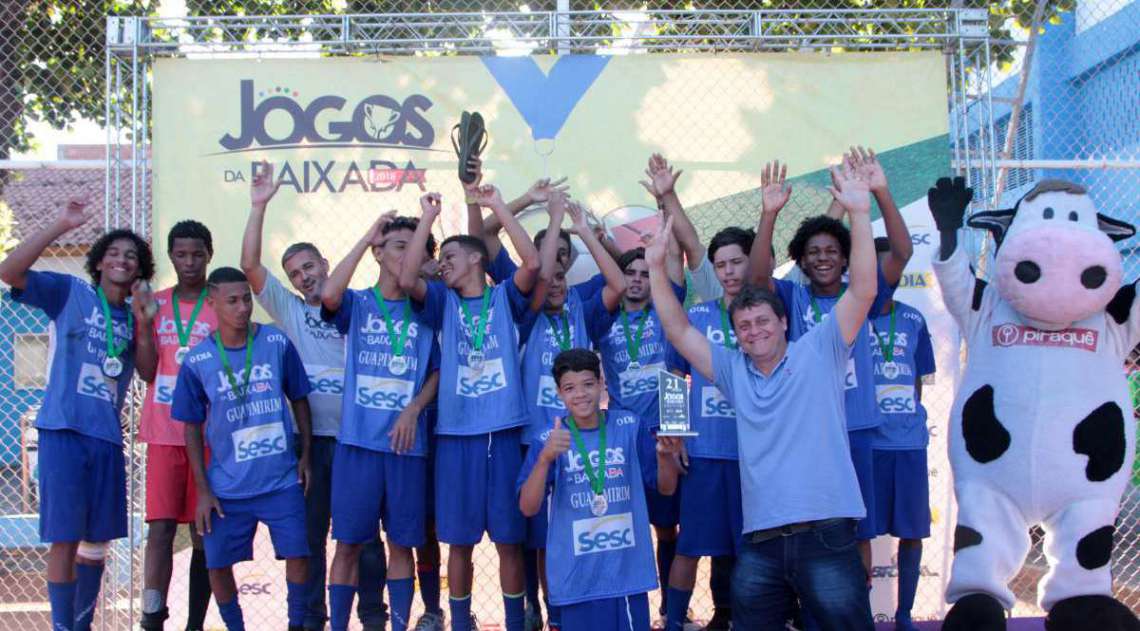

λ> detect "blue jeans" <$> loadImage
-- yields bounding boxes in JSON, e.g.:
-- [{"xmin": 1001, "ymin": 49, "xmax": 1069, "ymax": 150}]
[
  {"xmin": 300, "ymin": 436, "xmax": 387, "ymax": 629},
  {"xmin": 731, "ymin": 518, "xmax": 872, "ymax": 631}
]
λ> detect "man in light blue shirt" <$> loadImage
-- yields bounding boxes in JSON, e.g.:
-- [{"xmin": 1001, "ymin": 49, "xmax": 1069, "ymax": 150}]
[{"xmin": 646, "ymin": 163, "xmax": 879, "ymax": 630}]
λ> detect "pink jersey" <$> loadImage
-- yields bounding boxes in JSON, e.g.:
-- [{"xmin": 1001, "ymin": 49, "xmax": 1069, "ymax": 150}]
[{"xmin": 139, "ymin": 286, "xmax": 219, "ymax": 445}]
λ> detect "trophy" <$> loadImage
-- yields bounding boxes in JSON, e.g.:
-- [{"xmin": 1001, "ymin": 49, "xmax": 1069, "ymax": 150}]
[{"xmin": 657, "ymin": 370, "xmax": 697, "ymax": 437}]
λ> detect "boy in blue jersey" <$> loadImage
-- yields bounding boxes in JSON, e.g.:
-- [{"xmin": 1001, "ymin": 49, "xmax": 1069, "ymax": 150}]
[
  {"xmin": 398, "ymin": 186, "xmax": 541, "ymax": 631},
  {"xmin": 869, "ymin": 240, "xmax": 936, "ymax": 631},
  {"xmin": 319, "ymin": 210, "xmax": 443, "ymax": 631},
  {"xmin": 652, "ymin": 163, "xmax": 879, "ymax": 629},
  {"xmin": 0, "ymin": 198, "xmax": 156, "ymax": 631},
  {"xmin": 518, "ymin": 192, "xmax": 627, "ymax": 629},
  {"xmin": 662, "ymin": 227, "xmax": 753, "ymax": 631},
  {"xmin": 171, "ymin": 267, "xmax": 313, "ymax": 631},
  {"xmin": 518, "ymin": 349, "xmax": 684, "ymax": 631},
  {"xmin": 749, "ymin": 149, "xmax": 913, "ymax": 575}
]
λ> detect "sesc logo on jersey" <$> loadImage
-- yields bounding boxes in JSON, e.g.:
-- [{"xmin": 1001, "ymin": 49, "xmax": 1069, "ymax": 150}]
[
  {"xmin": 875, "ymin": 384, "xmax": 916, "ymax": 414},
  {"xmin": 306, "ymin": 364, "xmax": 345, "ymax": 396},
  {"xmin": 232, "ymin": 422, "xmax": 288, "ymax": 462},
  {"xmin": 457, "ymin": 358, "xmax": 507, "ymax": 398},
  {"xmin": 619, "ymin": 362, "xmax": 663, "ymax": 399},
  {"xmin": 77, "ymin": 362, "xmax": 117, "ymax": 404},
  {"xmin": 356, "ymin": 374, "xmax": 414, "ymax": 411},
  {"xmin": 537, "ymin": 375, "xmax": 565, "ymax": 410},
  {"xmin": 700, "ymin": 386, "xmax": 735, "ymax": 418},
  {"xmin": 153, "ymin": 374, "xmax": 178, "ymax": 406},
  {"xmin": 572, "ymin": 513, "xmax": 636, "ymax": 556}
]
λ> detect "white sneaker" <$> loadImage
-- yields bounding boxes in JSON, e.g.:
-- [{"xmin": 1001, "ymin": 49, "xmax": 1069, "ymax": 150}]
[{"xmin": 413, "ymin": 611, "xmax": 446, "ymax": 631}]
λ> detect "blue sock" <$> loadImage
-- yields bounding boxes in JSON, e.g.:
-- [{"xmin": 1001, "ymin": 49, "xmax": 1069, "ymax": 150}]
[
  {"xmin": 896, "ymin": 544, "xmax": 922, "ymax": 630},
  {"xmin": 655, "ymin": 539, "xmax": 677, "ymax": 615},
  {"xmin": 523, "ymin": 548, "xmax": 541, "ymax": 613},
  {"xmin": 503, "ymin": 591, "xmax": 525, "ymax": 631},
  {"xmin": 419, "ymin": 565, "xmax": 442, "ymax": 615},
  {"xmin": 48, "ymin": 580, "xmax": 77, "ymax": 631},
  {"xmin": 217, "ymin": 597, "xmax": 245, "ymax": 631},
  {"xmin": 449, "ymin": 596, "xmax": 471, "ymax": 631},
  {"xmin": 328, "ymin": 584, "xmax": 355, "ymax": 631},
  {"xmin": 73, "ymin": 562, "xmax": 104, "ymax": 631},
  {"xmin": 665, "ymin": 587, "xmax": 692, "ymax": 631},
  {"xmin": 548, "ymin": 604, "xmax": 562, "ymax": 630},
  {"xmin": 286, "ymin": 580, "xmax": 307, "ymax": 628},
  {"xmin": 387, "ymin": 578, "xmax": 414, "ymax": 631}
]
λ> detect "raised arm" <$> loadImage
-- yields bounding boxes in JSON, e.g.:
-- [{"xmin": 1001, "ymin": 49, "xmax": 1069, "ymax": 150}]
[
  {"xmin": 747, "ymin": 161, "xmax": 792, "ymax": 291},
  {"xmin": 640, "ymin": 154, "xmax": 703, "ymax": 271},
  {"xmin": 0, "ymin": 198, "xmax": 93, "ymax": 290},
  {"xmin": 322, "ymin": 213, "xmax": 392, "ymax": 312},
  {"xmin": 475, "ymin": 185, "xmax": 540, "ymax": 294},
  {"xmin": 829, "ymin": 164, "xmax": 877, "ymax": 345},
  {"xmin": 484, "ymin": 176, "xmax": 569, "ymax": 237},
  {"xmin": 647, "ymin": 217, "xmax": 713, "ymax": 380},
  {"xmin": 529, "ymin": 191, "xmax": 568, "ymax": 311},
  {"xmin": 851, "ymin": 146, "xmax": 912, "ymax": 284},
  {"xmin": 398, "ymin": 193, "xmax": 442, "ymax": 302},
  {"xmin": 568, "ymin": 201, "xmax": 626, "ymax": 311},
  {"xmin": 241, "ymin": 160, "xmax": 282, "ymax": 294}
]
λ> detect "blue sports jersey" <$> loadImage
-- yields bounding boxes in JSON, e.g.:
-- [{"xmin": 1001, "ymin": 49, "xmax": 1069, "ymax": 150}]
[
  {"xmin": 597, "ymin": 284, "xmax": 686, "ymax": 429},
  {"xmin": 415, "ymin": 280, "xmax": 531, "ymax": 435},
  {"xmin": 518, "ymin": 291, "xmax": 617, "ymax": 445},
  {"xmin": 171, "ymin": 324, "xmax": 312, "ymax": 499},
  {"xmin": 323, "ymin": 288, "xmax": 438, "ymax": 456},
  {"xmin": 11, "ymin": 271, "xmax": 136, "ymax": 445},
  {"xmin": 487, "ymin": 247, "xmax": 607, "ymax": 301},
  {"xmin": 870, "ymin": 301, "xmax": 935, "ymax": 450},
  {"xmin": 775, "ymin": 267, "xmax": 893, "ymax": 431},
  {"xmin": 517, "ymin": 408, "xmax": 658, "ymax": 606},
  {"xmin": 665, "ymin": 299, "xmax": 738, "ymax": 460}
]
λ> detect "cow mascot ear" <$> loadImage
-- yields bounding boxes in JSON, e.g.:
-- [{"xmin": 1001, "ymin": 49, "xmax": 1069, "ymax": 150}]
[
  {"xmin": 966, "ymin": 208, "xmax": 1016, "ymax": 250},
  {"xmin": 1098, "ymin": 213, "xmax": 1136, "ymax": 242}
]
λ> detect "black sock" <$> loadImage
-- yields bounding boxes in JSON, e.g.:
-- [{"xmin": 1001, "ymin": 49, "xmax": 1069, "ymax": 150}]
[{"xmin": 186, "ymin": 548, "xmax": 211, "ymax": 630}]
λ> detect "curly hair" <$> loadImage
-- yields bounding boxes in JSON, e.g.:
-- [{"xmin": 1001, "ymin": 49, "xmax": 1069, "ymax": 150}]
[
  {"xmin": 85, "ymin": 229, "xmax": 155, "ymax": 286},
  {"xmin": 787, "ymin": 216, "xmax": 850, "ymax": 266}
]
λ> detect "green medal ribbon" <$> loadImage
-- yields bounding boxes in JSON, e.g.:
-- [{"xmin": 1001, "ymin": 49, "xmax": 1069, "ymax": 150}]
[
  {"xmin": 459, "ymin": 287, "xmax": 492, "ymax": 353},
  {"xmin": 717, "ymin": 302, "xmax": 737, "ymax": 350},
  {"xmin": 97, "ymin": 286, "xmax": 132, "ymax": 359},
  {"xmin": 172, "ymin": 288, "xmax": 207, "ymax": 347},
  {"xmin": 372, "ymin": 286, "xmax": 412, "ymax": 357},
  {"xmin": 871, "ymin": 304, "xmax": 897, "ymax": 362},
  {"xmin": 565, "ymin": 413, "xmax": 607, "ymax": 496},
  {"xmin": 809, "ymin": 286, "xmax": 846, "ymax": 324},
  {"xmin": 214, "ymin": 328, "xmax": 254, "ymax": 399},
  {"xmin": 621, "ymin": 306, "xmax": 650, "ymax": 364},
  {"xmin": 546, "ymin": 311, "xmax": 571, "ymax": 352}
]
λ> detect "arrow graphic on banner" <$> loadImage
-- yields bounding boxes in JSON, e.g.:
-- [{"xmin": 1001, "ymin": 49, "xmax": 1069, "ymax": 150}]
[{"xmin": 481, "ymin": 55, "xmax": 611, "ymax": 140}]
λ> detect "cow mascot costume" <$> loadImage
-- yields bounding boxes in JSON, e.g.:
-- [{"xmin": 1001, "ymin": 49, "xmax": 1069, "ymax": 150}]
[{"xmin": 929, "ymin": 176, "xmax": 1140, "ymax": 630}]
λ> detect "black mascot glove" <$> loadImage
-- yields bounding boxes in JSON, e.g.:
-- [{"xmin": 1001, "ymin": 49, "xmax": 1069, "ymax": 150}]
[{"xmin": 927, "ymin": 176, "xmax": 974, "ymax": 234}]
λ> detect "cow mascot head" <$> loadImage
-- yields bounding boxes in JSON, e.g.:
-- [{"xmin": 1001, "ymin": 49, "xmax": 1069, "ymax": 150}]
[{"xmin": 929, "ymin": 177, "xmax": 1140, "ymax": 631}]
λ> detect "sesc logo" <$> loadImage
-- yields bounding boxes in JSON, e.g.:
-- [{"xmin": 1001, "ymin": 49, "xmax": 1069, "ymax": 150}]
[
  {"xmin": 306, "ymin": 365, "xmax": 345, "ymax": 396},
  {"xmin": 700, "ymin": 386, "xmax": 735, "ymax": 418},
  {"xmin": 875, "ymin": 384, "xmax": 916, "ymax": 414},
  {"xmin": 153, "ymin": 374, "xmax": 178, "ymax": 406},
  {"xmin": 219, "ymin": 80, "xmax": 434, "ymax": 151},
  {"xmin": 232, "ymin": 422, "xmax": 287, "ymax": 462},
  {"xmin": 457, "ymin": 358, "xmax": 507, "ymax": 398},
  {"xmin": 536, "ymin": 375, "xmax": 566, "ymax": 410},
  {"xmin": 77, "ymin": 363, "xmax": 117, "ymax": 404},
  {"xmin": 572, "ymin": 513, "xmax": 636, "ymax": 556},
  {"xmin": 356, "ymin": 375, "xmax": 414, "ymax": 411},
  {"xmin": 619, "ymin": 363, "xmax": 662, "ymax": 398}
]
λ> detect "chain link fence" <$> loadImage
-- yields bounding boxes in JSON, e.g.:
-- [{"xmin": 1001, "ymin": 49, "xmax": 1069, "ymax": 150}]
[{"xmin": 0, "ymin": 0, "xmax": 1137, "ymax": 629}]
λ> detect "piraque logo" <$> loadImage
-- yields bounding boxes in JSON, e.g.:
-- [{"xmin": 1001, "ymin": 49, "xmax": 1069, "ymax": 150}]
[{"xmin": 219, "ymin": 80, "xmax": 435, "ymax": 152}]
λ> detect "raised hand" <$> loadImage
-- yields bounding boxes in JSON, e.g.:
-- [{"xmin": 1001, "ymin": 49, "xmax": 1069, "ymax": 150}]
[
  {"xmin": 566, "ymin": 199, "xmax": 589, "ymax": 234},
  {"xmin": 541, "ymin": 417, "xmax": 572, "ymax": 464},
  {"xmin": 56, "ymin": 197, "xmax": 94, "ymax": 232},
  {"xmin": 639, "ymin": 153, "xmax": 683, "ymax": 199},
  {"xmin": 828, "ymin": 162, "xmax": 872, "ymax": 216},
  {"xmin": 848, "ymin": 145, "xmax": 888, "ymax": 193},
  {"xmin": 471, "ymin": 184, "xmax": 505, "ymax": 209},
  {"xmin": 548, "ymin": 189, "xmax": 568, "ymax": 219},
  {"xmin": 644, "ymin": 215, "xmax": 674, "ymax": 269},
  {"xmin": 250, "ymin": 159, "xmax": 282, "ymax": 209},
  {"xmin": 927, "ymin": 176, "xmax": 974, "ymax": 234},
  {"xmin": 527, "ymin": 176, "xmax": 569, "ymax": 204},
  {"xmin": 461, "ymin": 156, "xmax": 484, "ymax": 196},
  {"xmin": 420, "ymin": 192, "xmax": 443, "ymax": 220},
  {"xmin": 760, "ymin": 160, "xmax": 792, "ymax": 215},
  {"xmin": 367, "ymin": 210, "xmax": 398, "ymax": 247}
]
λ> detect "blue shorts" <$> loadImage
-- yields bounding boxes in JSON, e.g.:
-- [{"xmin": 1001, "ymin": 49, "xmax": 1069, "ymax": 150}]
[
  {"xmin": 38, "ymin": 429, "xmax": 127, "ymax": 543},
  {"xmin": 331, "ymin": 443, "xmax": 427, "ymax": 548},
  {"xmin": 435, "ymin": 428, "xmax": 525, "ymax": 546},
  {"xmin": 640, "ymin": 427, "xmax": 679, "ymax": 528},
  {"xmin": 560, "ymin": 592, "xmax": 649, "ymax": 631},
  {"xmin": 677, "ymin": 458, "xmax": 742, "ymax": 557},
  {"xmin": 203, "ymin": 485, "xmax": 309, "ymax": 569},
  {"xmin": 848, "ymin": 428, "xmax": 877, "ymax": 540},
  {"xmin": 872, "ymin": 449, "xmax": 931, "ymax": 540}
]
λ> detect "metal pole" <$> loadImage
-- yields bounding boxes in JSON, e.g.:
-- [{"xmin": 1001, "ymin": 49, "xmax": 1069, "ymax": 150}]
[{"xmin": 991, "ymin": 0, "xmax": 1048, "ymax": 205}]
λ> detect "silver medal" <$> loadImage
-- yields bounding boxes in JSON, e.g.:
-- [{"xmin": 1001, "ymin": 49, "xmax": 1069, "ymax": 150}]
[
  {"xmin": 467, "ymin": 350, "xmax": 485, "ymax": 373},
  {"xmin": 882, "ymin": 361, "xmax": 900, "ymax": 380},
  {"xmin": 389, "ymin": 354, "xmax": 409, "ymax": 376},
  {"xmin": 102, "ymin": 356, "xmax": 124, "ymax": 378},
  {"xmin": 175, "ymin": 346, "xmax": 190, "ymax": 365},
  {"xmin": 590, "ymin": 493, "xmax": 608, "ymax": 517},
  {"xmin": 627, "ymin": 360, "xmax": 642, "ymax": 372}
]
